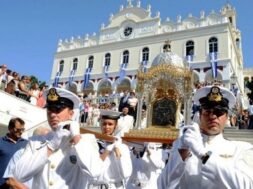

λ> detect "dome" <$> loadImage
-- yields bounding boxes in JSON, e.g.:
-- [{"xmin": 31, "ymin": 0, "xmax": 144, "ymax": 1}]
[{"xmin": 151, "ymin": 52, "xmax": 184, "ymax": 67}]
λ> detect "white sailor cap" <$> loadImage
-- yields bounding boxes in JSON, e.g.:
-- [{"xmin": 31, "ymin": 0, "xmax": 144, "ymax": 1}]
[
  {"xmin": 193, "ymin": 85, "xmax": 236, "ymax": 109},
  {"xmin": 100, "ymin": 109, "xmax": 121, "ymax": 120},
  {"xmin": 43, "ymin": 87, "xmax": 80, "ymax": 110}
]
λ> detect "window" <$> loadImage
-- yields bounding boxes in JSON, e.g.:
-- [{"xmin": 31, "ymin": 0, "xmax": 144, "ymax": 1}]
[
  {"xmin": 59, "ymin": 60, "xmax": 64, "ymax": 73},
  {"xmin": 186, "ymin": 41, "xmax": 194, "ymax": 56},
  {"xmin": 142, "ymin": 47, "xmax": 149, "ymax": 62},
  {"xmin": 209, "ymin": 37, "xmax": 218, "ymax": 53},
  {"xmin": 163, "ymin": 44, "xmax": 171, "ymax": 52},
  {"xmin": 229, "ymin": 17, "xmax": 233, "ymax": 24},
  {"xmin": 123, "ymin": 50, "xmax": 129, "ymax": 64},
  {"xmin": 73, "ymin": 58, "xmax": 78, "ymax": 70},
  {"xmin": 105, "ymin": 53, "xmax": 111, "ymax": 66},
  {"xmin": 236, "ymin": 38, "xmax": 240, "ymax": 49},
  {"xmin": 88, "ymin": 56, "xmax": 94, "ymax": 69}
]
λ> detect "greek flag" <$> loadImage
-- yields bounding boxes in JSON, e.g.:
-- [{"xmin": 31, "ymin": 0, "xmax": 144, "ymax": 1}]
[
  {"xmin": 53, "ymin": 71, "xmax": 61, "ymax": 87},
  {"xmin": 210, "ymin": 52, "xmax": 218, "ymax": 78},
  {"xmin": 104, "ymin": 64, "xmax": 109, "ymax": 78},
  {"xmin": 68, "ymin": 69, "xmax": 76, "ymax": 85},
  {"xmin": 118, "ymin": 63, "xmax": 127, "ymax": 83},
  {"xmin": 186, "ymin": 55, "xmax": 193, "ymax": 63},
  {"xmin": 83, "ymin": 68, "xmax": 91, "ymax": 89},
  {"xmin": 141, "ymin": 61, "xmax": 148, "ymax": 73}
]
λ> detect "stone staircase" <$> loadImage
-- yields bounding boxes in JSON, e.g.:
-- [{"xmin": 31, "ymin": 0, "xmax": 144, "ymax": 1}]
[{"xmin": 223, "ymin": 127, "xmax": 253, "ymax": 144}]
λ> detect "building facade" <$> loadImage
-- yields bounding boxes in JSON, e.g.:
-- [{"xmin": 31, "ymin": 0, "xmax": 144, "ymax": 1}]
[{"xmin": 50, "ymin": 1, "xmax": 244, "ymax": 98}]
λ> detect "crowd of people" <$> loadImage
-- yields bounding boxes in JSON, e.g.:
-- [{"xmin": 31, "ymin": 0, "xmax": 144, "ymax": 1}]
[
  {"xmin": 0, "ymin": 64, "xmax": 47, "ymax": 108},
  {"xmin": 1, "ymin": 63, "xmax": 253, "ymax": 188}
]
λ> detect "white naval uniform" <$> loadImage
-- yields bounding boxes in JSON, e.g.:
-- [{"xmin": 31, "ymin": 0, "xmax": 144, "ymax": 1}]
[
  {"xmin": 89, "ymin": 142, "xmax": 132, "ymax": 189},
  {"xmin": 158, "ymin": 133, "xmax": 253, "ymax": 189},
  {"xmin": 127, "ymin": 144, "xmax": 165, "ymax": 189},
  {"xmin": 9, "ymin": 133, "xmax": 103, "ymax": 189}
]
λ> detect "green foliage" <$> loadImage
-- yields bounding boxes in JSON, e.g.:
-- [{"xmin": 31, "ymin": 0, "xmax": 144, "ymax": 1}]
[
  {"xmin": 246, "ymin": 80, "xmax": 253, "ymax": 103},
  {"xmin": 29, "ymin": 75, "xmax": 46, "ymax": 89}
]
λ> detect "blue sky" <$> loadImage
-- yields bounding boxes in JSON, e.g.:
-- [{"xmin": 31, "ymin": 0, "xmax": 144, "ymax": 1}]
[{"xmin": 0, "ymin": 0, "xmax": 252, "ymax": 84}]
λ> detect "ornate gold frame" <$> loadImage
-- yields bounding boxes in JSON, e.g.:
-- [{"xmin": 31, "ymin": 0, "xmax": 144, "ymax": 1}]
[{"xmin": 123, "ymin": 60, "xmax": 193, "ymax": 144}]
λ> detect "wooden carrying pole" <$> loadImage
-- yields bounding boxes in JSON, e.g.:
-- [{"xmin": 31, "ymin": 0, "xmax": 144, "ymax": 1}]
[
  {"xmin": 80, "ymin": 127, "xmax": 176, "ymax": 144},
  {"xmin": 80, "ymin": 127, "xmax": 115, "ymax": 142}
]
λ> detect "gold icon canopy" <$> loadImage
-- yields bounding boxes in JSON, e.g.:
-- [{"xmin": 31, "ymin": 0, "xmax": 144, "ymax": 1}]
[{"xmin": 123, "ymin": 41, "xmax": 193, "ymax": 144}]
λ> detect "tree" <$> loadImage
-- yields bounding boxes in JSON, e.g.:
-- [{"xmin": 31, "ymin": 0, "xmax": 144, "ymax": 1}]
[
  {"xmin": 246, "ymin": 80, "xmax": 253, "ymax": 103},
  {"xmin": 30, "ymin": 75, "xmax": 46, "ymax": 89}
]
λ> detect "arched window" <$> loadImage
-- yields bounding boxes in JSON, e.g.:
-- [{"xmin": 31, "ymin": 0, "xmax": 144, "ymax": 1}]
[
  {"xmin": 142, "ymin": 47, "xmax": 149, "ymax": 62},
  {"xmin": 73, "ymin": 58, "xmax": 78, "ymax": 70},
  {"xmin": 236, "ymin": 38, "xmax": 240, "ymax": 49},
  {"xmin": 163, "ymin": 44, "xmax": 171, "ymax": 52},
  {"xmin": 186, "ymin": 40, "xmax": 194, "ymax": 56},
  {"xmin": 123, "ymin": 50, "xmax": 129, "ymax": 64},
  {"xmin": 209, "ymin": 37, "xmax": 218, "ymax": 53},
  {"xmin": 88, "ymin": 56, "xmax": 94, "ymax": 69},
  {"xmin": 105, "ymin": 53, "xmax": 111, "ymax": 66},
  {"xmin": 59, "ymin": 60, "xmax": 64, "ymax": 73}
]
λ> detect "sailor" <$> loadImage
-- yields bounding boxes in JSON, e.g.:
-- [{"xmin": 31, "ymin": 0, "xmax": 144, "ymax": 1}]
[
  {"xmin": 88, "ymin": 109, "xmax": 132, "ymax": 189},
  {"xmin": 127, "ymin": 142, "xmax": 166, "ymax": 189},
  {"xmin": 158, "ymin": 85, "xmax": 253, "ymax": 188},
  {"xmin": 5, "ymin": 87, "xmax": 102, "ymax": 189}
]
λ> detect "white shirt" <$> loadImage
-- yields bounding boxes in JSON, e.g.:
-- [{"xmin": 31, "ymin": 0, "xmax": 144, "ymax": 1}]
[
  {"xmin": 115, "ymin": 115, "xmax": 134, "ymax": 137},
  {"xmin": 158, "ymin": 133, "xmax": 253, "ymax": 189},
  {"xmin": 8, "ymin": 134, "xmax": 103, "ymax": 189},
  {"xmin": 128, "ymin": 97, "xmax": 138, "ymax": 107}
]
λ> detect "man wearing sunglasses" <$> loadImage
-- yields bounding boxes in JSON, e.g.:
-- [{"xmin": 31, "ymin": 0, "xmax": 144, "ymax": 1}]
[
  {"xmin": 6, "ymin": 87, "xmax": 102, "ymax": 189},
  {"xmin": 0, "ymin": 117, "xmax": 27, "ymax": 188},
  {"xmin": 159, "ymin": 85, "xmax": 253, "ymax": 189}
]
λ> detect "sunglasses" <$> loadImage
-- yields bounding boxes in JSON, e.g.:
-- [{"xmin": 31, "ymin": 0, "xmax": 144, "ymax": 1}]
[
  {"xmin": 14, "ymin": 128, "xmax": 25, "ymax": 132},
  {"xmin": 47, "ymin": 105, "xmax": 67, "ymax": 113},
  {"xmin": 201, "ymin": 108, "xmax": 228, "ymax": 117}
]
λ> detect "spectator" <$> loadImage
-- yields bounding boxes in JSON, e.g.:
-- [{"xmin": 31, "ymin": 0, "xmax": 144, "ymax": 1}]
[
  {"xmin": 91, "ymin": 103, "xmax": 100, "ymax": 127},
  {"xmin": 12, "ymin": 71, "xmax": 20, "ymax": 94},
  {"xmin": 6, "ymin": 69, "xmax": 13, "ymax": 84},
  {"xmin": 110, "ymin": 102, "xmax": 118, "ymax": 111},
  {"xmin": 29, "ymin": 82, "xmax": 40, "ymax": 105},
  {"xmin": 4, "ymin": 79, "xmax": 16, "ymax": 95},
  {"xmin": 0, "ymin": 117, "xmax": 28, "ymax": 187},
  {"xmin": 128, "ymin": 91, "xmax": 138, "ymax": 123},
  {"xmin": 248, "ymin": 101, "xmax": 253, "ymax": 129},
  {"xmin": 17, "ymin": 75, "xmax": 31, "ymax": 102},
  {"xmin": 118, "ymin": 90, "xmax": 129, "ymax": 112},
  {"xmin": 0, "ymin": 64, "xmax": 8, "ymax": 90},
  {"xmin": 114, "ymin": 106, "xmax": 134, "ymax": 137},
  {"xmin": 36, "ymin": 84, "xmax": 47, "ymax": 108}
]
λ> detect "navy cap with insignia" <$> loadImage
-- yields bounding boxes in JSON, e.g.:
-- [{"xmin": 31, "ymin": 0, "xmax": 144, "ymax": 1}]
[
  {"xmin": 100, "ymin": 109, "xmax": 121, "ymax": 120},
  {"xmin": 43, "ymin": 87, "xmax": 80, "ymax": 110},
  {"xmin": 193, "ymin": 85, "xmax": 236, "ymax": 109}
]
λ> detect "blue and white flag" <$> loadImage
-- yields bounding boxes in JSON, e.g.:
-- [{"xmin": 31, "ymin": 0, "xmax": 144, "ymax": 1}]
[
  {"xmin": 186, "ymin": 55, "xmax": 193, "ymax": 63},
  {"xmin": 83, "ymin": 68, "xmax": 91, "ymax": 89},
  {"xmin": 104, "ymin": 65, "xmax": 109, "ymax": 78},
  {"xmin": 118, "ymin": 63, "xmax": 127, "ymax": 83},
  {"xmin": 141, "ymin": 61, "xmax": 148, "ymax": 73},
  {"xmin": 210, "ymin": 52, "xmax": 218, "ymax": 78},
  {"xmin": 68, "ymin": 69, "xmax": 76, "ymax": 85},
  {"xmin": 53, "ymin": 71, "xmax": 61, "ymax": 87}
]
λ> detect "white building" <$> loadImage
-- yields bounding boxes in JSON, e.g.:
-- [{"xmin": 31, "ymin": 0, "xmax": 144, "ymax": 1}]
[{"xmin": 50, "ymin": 1, "xmax": 244, "ymax": 98}]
